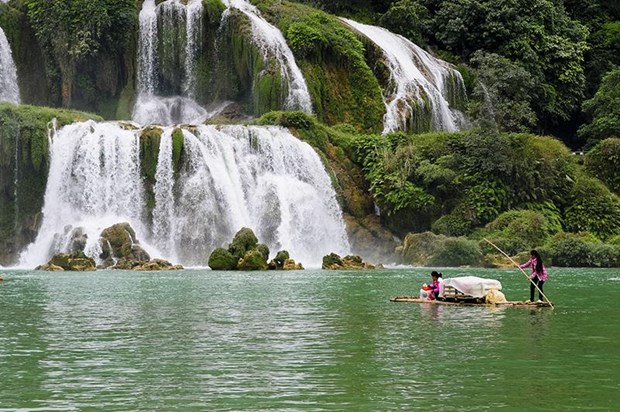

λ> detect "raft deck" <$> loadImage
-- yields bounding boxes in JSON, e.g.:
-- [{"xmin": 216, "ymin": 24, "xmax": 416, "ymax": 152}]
[{"xmin": 390, "ymin": 296, "xmax": 553, "ymax": 307}]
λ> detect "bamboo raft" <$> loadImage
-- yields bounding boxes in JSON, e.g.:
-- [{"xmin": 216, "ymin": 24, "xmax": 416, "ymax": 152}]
[{"xmin": 390, "ymin": 296, "xmax": 553, "ymax": 307}]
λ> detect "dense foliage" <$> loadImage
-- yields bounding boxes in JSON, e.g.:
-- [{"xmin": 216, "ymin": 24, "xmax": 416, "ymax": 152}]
[
  {"xmin": 23, "ymin": 0, "xmax": 137, "ymax": 107},
  {"xmin": 293, "ymin": 0, "xmax": 619, "ymax": 145}
]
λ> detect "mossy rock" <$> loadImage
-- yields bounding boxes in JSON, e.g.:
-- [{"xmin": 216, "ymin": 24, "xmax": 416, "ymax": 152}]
[
  {"xmin": 237, "ymin": 249, "xmax": 268, "ymax": 271},
  {"xmin": 275, "ymin": 250, "xmax": 290, "ymax": 266},
  {"xmin": 255, "ymin": 243, "xmax": 270, "ymax": 261},
  {"xmin": 228, "ymin": 227, "xmax": 259, "ymax": 259},
  {"xmin": 322, "ymin": 252, "xmax": 376, "ymax": 270},
  {"xmin": 208, "ymin": 247, "xmax": 237, "ymax": 270},
  {"xmin": 35, "ymin": 263, "xmax": 64, "ymax": 272},
  {"xmin": 100, "ymin": 223, "xmax": 137, "ymax": 258},
  {"xmin": 282, "ymin": 258, "xmax": 303, "ymax": 270},
  {"xmin": 133, "ymin": 258, "xmax": 183, "ymax": 271},
  {"xmin": 48, "ymin": 252, "xmax": 96, "ymax": 271},
  {"xmin": 322, "ymin": 252, "xmax": 343, "ymax": 269}
]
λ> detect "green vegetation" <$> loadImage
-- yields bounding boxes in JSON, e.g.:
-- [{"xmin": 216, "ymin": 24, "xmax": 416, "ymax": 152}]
[
  {"xmin": 578, "ymin": 69, "xmax": 620, "ymax": 145},
  {"xmin": 255, "ymin": 0, "xmax": 385, "ymax": 132},
  {"xmin": 23, "ymin": 0, "xmax": 138, "ymax": 108}
]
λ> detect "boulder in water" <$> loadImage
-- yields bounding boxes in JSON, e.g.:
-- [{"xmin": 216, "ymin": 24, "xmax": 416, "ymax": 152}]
[
  {"xmin": 37, "ymin": 252, "xmax": 96, "ymax": 271},
  {"xmin": 133, "ymin": 259, "xmax": 183, "ymax": 271},
  {"xmin": 282, "ymin": 258, "xmax": 303, "ymax": 270},
  {"xmin": 209, "ymin": 228, "xmax": 298, "ymax": 271},
  {"xmin": 229, "ymin": 227, "xmax": 259, "ymax": 260},
  {"xmin": 322, "ymin": 253, "xmax": 380, "ymax": 270},
  {"xmin": 208, "ymin": 247, "xmax": 237, "ymax": 270},
  {"xmin": 99, "ymin": 223, "xmax": 152, "ymax": 268},
  {"xmin": 237, "ymin": 250, "xmax": 269, "ymax": 271}
]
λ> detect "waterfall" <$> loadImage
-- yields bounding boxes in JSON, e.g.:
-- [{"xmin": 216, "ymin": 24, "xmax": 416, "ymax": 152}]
[
  {"xmin": 19, "ymin": 122, "xmax": 349, "ymax": 268},
  {"xmin": 0, "ymin": 26, "xmax": 20, "ymax": 104},
  {"xmin": 341, "ymin": 18, "xmax": 466, "ymax": 134},
  {"xmin": 18, "ymin": 121, "xmax": 150, "ymax": 269},
  {"xmin": 222, "ymin": 0, "xmax": 313, "ymax": 113},
  {"xmin": 133, "ymin": 0, "xmax": 208, "ymax": 125}
]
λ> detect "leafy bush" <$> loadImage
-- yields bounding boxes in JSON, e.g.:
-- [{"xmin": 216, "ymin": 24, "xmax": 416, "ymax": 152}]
[
  {"xmin": 429, "ymin": 237, "xmax": 482, "ymax": 267},
  {"xmin": 482, "ymin": 209, "xmax": 557, "ymax": 253},
  {"xmin": 584, "ymin": 138, "xmax": 620, "ymax": 194},
  {"xmin": 564, "ymin": 176, "xmax": 620, "ymax": 240},
  {"xmin": 590, "ymin": 243, "xmax": 620, "ymax": 268},
  {"xmin": 545, "ymin": 232, "xmax": 618, "ymax": 267},
  {"xmin": 432, "ymin": 212, "xmax": 472, "ymax": 237},
  {"xmin": 578, "ymin": 69, "xmax": 620, "ymax": 144}
]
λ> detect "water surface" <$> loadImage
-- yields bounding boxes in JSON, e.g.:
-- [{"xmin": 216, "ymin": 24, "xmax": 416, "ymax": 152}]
[{"xmin": 1, "ymin": 267, "xmax": 618, "ymax": 410}]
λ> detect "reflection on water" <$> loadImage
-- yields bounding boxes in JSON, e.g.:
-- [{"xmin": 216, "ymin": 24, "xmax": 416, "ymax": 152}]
[{"xmin": 0, "ymin": 268, "xmax": 619, "ymax": 410}]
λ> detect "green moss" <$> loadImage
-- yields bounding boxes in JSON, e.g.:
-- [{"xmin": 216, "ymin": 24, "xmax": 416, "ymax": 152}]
[
  {"xmin": 115, "ymin": 81, "xmax": 136, "ymax": 120},
  {"xmin": 251, "ymin": 2, "xmax": 384, "ymax": 132},
  {"xmin": 139, "ymin": 126, "xmax": 163, "ymax": 183},
  {"xmin": 208, "ymin": 247, "xmax": 238, "ymax": 270},
  {"xmin": 171, "ymin": 127, "xmax": 184, "ymax": 173}
]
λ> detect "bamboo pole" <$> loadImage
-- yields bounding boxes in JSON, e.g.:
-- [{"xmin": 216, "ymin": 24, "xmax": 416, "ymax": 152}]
[{"xmin": 483, "ymin": 238, "xmax": 554, "ymax": 309}]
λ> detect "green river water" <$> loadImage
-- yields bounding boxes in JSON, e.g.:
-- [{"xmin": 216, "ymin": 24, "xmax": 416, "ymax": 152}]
[{"xmin": 0, "ymin": 267, "xmax": 618, "ymax": 411}]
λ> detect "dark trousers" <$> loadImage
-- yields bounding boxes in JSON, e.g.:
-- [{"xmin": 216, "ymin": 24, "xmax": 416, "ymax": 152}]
[{"xmin": 530, "ymin": 278, "xmax": 545, "ymax": 301}]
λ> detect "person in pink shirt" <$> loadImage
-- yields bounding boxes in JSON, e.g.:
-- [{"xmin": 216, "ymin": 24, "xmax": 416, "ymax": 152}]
[
  {"xmin": 519, "ymin": 250, "xmax": 548, "ymax": 302},
  {"xmin": 428, "ymin": 271, "xmax": 441, "ymax": 300}
]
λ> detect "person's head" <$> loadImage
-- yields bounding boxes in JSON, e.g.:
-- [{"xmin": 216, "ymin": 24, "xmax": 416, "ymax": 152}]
[
  {"xmin": 530, "ymin": 250, "xmax": 543, "ymax": 272},
  {"xmin": 431, "ymin": 271, "xmax": 439, "ymax": 280}
]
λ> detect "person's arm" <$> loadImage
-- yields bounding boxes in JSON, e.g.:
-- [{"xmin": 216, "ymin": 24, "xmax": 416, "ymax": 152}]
[{"xmin": 519, "ymin": 259, "xmax": 532, "ymax": 269}]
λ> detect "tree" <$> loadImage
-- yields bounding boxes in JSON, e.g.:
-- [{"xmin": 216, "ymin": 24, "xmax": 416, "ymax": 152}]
[
  {"xmin": 469, "ymin": 51, "xmax": 537, "ymax": 132},
  {"xmin": 578, "ymin": 69, "xmax": 620, "ymax": 144},
  {"xmin": 431, "ymin": 0, "xmax": 588, "ymax": 130},
  {"xmin": 379, "ymin": 0, "xmax": 429, "ymax": 45},
  {"xmin": 584, "ymin": 138, "xmax": 620, "ymax": 194}
]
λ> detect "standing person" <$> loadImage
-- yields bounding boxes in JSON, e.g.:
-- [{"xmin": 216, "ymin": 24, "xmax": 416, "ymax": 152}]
[{"xmin": 519, "ymin": 250, "xmax": 548, "ymax": 302}]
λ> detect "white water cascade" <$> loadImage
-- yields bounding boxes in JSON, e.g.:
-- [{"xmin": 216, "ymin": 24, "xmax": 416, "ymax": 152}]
[
  {"xmin": 18, "ymin": 121, "xmax": 151, "ymax": 269},
  {"xmin": 0, "ymin": 26, "xmax": 20, "ymax": 104},
  {"xmin": 19, "ymin": 122, "xmax": 349, "ymax": 268},
  {"xmin": 222, "ymin": 0, "xmax": 313, "ymax": 113},
  {"xmin": 133, "ymin": 0, "xmax": 209, "ymax": 125},
  {"xmin": 341, "ymin": 18, "xmax": 466, "ymax": 134}
]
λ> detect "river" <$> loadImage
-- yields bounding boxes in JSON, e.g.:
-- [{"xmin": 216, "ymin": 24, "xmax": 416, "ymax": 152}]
[{"xmin": 0, "ymin": 267, "xmax": 618, "ymax": 410}]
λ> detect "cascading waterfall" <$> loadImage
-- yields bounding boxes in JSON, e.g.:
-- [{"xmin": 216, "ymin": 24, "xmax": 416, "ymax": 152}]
[
  {"xmin": 341, "ymin": 18, "xmax": 466, "ymax": 134},
  {"xmin": 0, "ymin": 26, "xmax": 20, "ymax": 104},
  {"xmin": 18, "ymin": 121, "xmax": 150, "ymax": 269},
  {"xmin": 133, "ymin": 0, "xmax": 208, "ymax": 125},
  {"xmin": 221, "ymin": 0, "xmax": 313, "ymax": 113},
  {"xmin": 158, "ymin": 124, "xmax": 348, "ymax": 265},
  {"xmin": 19, "ymin": 122, "xmax": 349, "ymax": 268}
]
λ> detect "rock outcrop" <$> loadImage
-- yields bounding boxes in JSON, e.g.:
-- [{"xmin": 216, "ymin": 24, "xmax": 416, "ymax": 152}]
[
  {"xmin": 208, "ymin": 228, "xmax": 303, "ymax": 271},
  {"xmin": 96, "ymin": 222, "xmax": 182, "ymax": 270},
  {"xmin": 267, "ymin": 250, "xmax": 303, "ymax": 270},
  {"xmin": 322, "ymin": 253, "xmax": 382, "ymax": 270},
  {"xmin": 36, "ymin": 251, "xmax": 96, "ymax": 271}
]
